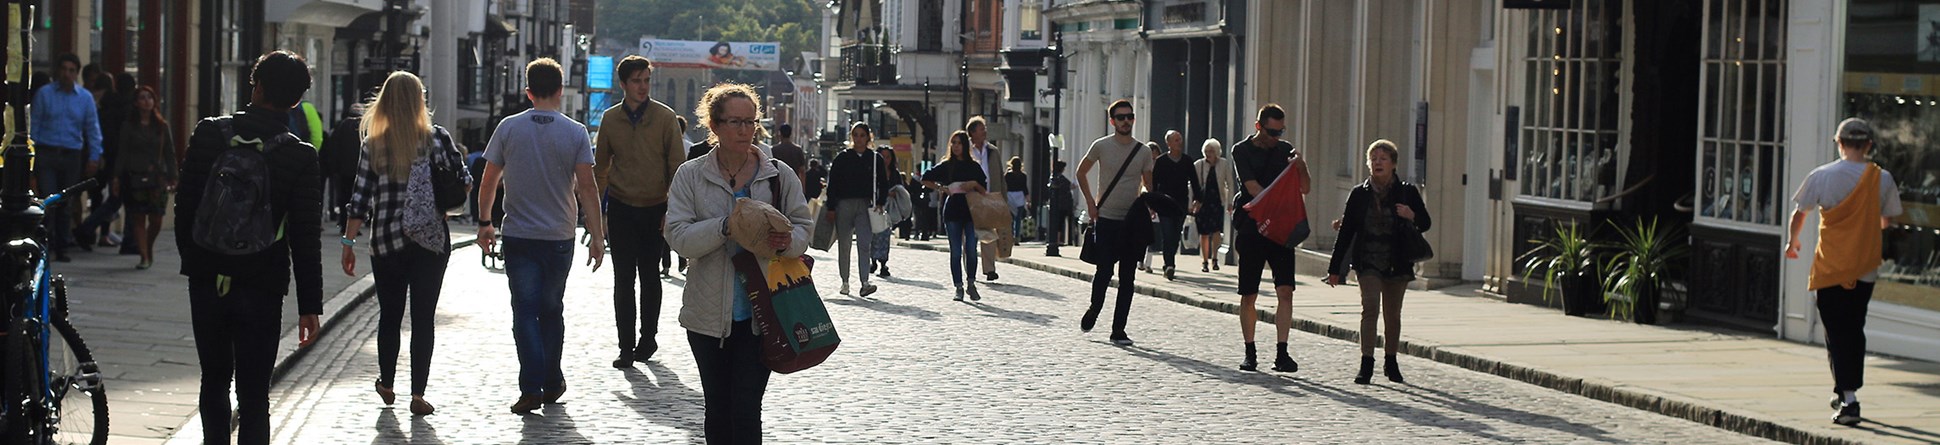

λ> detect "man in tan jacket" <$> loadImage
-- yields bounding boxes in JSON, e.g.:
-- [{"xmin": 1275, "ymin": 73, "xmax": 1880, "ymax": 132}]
[
  {"xmin": 594, "ymin": 55, "xmax": 686, "ymax": 368},
  {"xmin": 968, "ymin": 116, "xmax": 1009, "ymax": 281}
]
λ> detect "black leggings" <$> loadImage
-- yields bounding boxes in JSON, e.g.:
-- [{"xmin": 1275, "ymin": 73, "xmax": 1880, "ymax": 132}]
[
  {"xmin": 372, "ymin": 244, "xmax": 449, "ymax": 395},
  {"xmin": 689, "ymin": 321, "xmax": 772, "ymax": 444}
]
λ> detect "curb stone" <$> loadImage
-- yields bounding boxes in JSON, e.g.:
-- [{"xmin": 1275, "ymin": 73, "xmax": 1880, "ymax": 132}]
[{"xmin": 896, "ymin": 239, "xmax": 1863, "ymax": 445}]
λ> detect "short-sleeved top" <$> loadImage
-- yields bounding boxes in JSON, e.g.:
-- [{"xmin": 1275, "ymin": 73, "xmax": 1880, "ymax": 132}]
[
  {"xmin": 1792, "ymin": 159, "xmax": 1905, "ymax": 282},
  {"xmin": 1233, "ymin": 138, "xmax": 1295, "ymax": 209},
  {"xmin": 483, "ymin": 109, "xmax": 595, "ymax": 241},
  {"xmin": 1082, "ymin": 135, "xmax": 1154, "ymax": 220}
]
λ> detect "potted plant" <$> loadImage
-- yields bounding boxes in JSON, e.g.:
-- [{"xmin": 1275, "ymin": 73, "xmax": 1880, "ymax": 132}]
[
  {"xmin": 1597, "ymin": 216, "xmax": 1690, "ymax": 324},
  {"xmin": 1519, "ymin": 221, "xmax": 1601, "ymax": 316}
]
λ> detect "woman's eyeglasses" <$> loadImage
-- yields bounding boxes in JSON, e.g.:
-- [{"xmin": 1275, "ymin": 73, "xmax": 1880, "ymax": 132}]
[{"xmin": 717, "ymin": 118, "xmax": 759, "ymax": 128}]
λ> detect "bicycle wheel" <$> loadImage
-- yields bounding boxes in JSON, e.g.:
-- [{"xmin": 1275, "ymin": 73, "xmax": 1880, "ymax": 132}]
[
  {"xmin": 2, "ymin": 318, "xmax": 41, "ymax": 444},
  {"xmin": 47, "ymin": 277, "xmax": 106, "ymax": 445}
]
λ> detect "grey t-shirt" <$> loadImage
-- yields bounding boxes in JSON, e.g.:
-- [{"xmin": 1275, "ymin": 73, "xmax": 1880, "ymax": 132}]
[
  {"xmin": 1792, "ymin": 159, "xmax": 1904, "ymax": 281},
  {"xmin": 485, "ymin": 109, "xmax": 596, "ymax": 241},
  {"xmin": 1082, "ymin": 135, "xmax": 1154, "ymax": 220}
]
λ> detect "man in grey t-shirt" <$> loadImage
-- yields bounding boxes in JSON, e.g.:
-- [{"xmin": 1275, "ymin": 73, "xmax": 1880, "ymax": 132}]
[
  {"xmin": 1783, "ymin": 117, "xmax": 1903, "ymax": 427},
  {"xmin": 1075, "ymin": 99, "xmax": 1153, "ymax": 347},
  {"xmin": 476, "ymin": 58, "xmax": 607, "ymax": 413}
]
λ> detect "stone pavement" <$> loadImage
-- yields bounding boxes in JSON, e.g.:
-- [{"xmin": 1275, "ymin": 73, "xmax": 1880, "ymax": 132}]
[
  {"xmin": 890, "ymin": 237, "xmax": 1940, "ymax": 445},
  {"xmin": 52, "ymin": 226, "xmax": 467, "ymax": 445},
  {"xmin": 216, "ymin": 241, "xmax": 1764, "ymax": 444}
]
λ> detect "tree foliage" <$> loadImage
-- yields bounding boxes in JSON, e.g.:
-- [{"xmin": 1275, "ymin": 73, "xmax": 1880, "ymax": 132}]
[{"xmin": 598, "ymin": 0, "xmax": 822, "ymax": 72}]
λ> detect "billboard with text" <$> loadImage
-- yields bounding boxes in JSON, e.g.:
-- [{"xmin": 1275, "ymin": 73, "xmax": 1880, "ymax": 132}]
[{"xmin": 639, "ymin": 39, "xmax": 781, "ymax": 71}]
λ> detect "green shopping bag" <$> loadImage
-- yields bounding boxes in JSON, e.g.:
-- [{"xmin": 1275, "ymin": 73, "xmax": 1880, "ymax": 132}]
[{"xmin": 733, "ymin": 251, "xmax": 840, "ymax": 373}]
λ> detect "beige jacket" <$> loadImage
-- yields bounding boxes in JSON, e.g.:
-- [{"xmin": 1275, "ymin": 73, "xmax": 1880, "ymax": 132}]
[
  {"xmin": 665, "ymin": 149, "xmax": 812, "ymax": 339},
  {"xmin": 594, "ymin": 99, "xmax": 686, "ymax": 207}
]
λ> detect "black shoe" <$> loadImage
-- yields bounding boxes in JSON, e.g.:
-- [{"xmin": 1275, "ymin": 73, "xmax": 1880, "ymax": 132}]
[
  {"xmin": 1240, "ymin": 344, "xmax": 1258, "ymax": 371},
  {"xmin": 634, "ymin": 340, "xmax": 657, "ymax": 362},
  {"xmin": 1384, "ymin": 355, "xmax": 1404, "ymax": 383},
  {"xmin": 1046, "ymin": 250, "xmax": 1061, "ymax": 257},
  {"xmin": 612, "ymin": 350, "xmax": 634, "ymax": 369},
  {"xmin": 1202, "ymin": 262, "xmax": 1210, "ymax": 273},
  {"xmin": 1833, "ymin": 402, "xmax": 1862, "ymax": 426},
  {"xmin": 1080, "ymin": 309, "xmax": 1099, "ymax": 333},
  {"xmin": 1272, "ymin": 353, "xmax": 1298, "ymax": 373},
  {"xmin": 954, "ymin": 288, "xmax": 965, "ymax": 301},
  {"xmin": 985, "ymin": 271, "xmax": 999, "ymax": 281},
  {"xmin": 966, "ymin": 285, "xmax": 981, "ymax": 301},
  {"xmin": 1354, "ymin": 356, "xmax": 1375, "ymax": 385},
  {"xmin": 1110, "ymin": 334, "xmax": 1134, "ymax": 346},
  {"xmin": 877, "ymin": 264, "xmax": 891, "ymax": 278},
  {"xmin": 1164, "ymin": 266, "xmax": 1175, "ymax": 281}
]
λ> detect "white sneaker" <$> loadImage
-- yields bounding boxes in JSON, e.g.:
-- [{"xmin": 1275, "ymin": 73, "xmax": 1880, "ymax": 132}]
[{"xmin": 840, "ymin": 282, "xmax": 851, "ymax": 295}]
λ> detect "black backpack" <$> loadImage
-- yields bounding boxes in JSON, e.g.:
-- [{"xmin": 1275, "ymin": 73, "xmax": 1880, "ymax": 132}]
[{"xmin": 192, "ymin": 117, "xmax": 298, "ymax": 256}]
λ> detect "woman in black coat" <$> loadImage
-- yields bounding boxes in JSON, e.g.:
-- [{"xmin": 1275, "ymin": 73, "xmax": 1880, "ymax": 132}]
[{"xmin": 1325, "ymin": 139, "xmax": 1431, "ymax": 385}]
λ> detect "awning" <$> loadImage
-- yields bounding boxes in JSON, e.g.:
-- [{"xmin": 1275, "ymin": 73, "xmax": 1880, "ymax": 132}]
[
  {"xmin": 267, "ymin": 0, "xmax": 384, "ymax": 28},
  {"xmin": 486, "ymin": 15, "xmax": 518, "ymax": 37}
]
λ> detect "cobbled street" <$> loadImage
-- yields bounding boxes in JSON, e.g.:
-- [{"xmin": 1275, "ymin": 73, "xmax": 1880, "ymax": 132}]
[{"xmin": 260, "ymin": 244, "xmax": 1773, "ymax": 444}]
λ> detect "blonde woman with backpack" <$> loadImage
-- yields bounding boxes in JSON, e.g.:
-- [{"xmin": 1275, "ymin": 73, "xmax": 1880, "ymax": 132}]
[{"xmin": 341, "ymin": 71, "xmax": 471, "ymax": 416}]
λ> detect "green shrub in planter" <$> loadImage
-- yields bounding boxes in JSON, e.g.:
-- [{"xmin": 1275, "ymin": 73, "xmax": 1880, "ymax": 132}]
[{"xmin": 1597, "ymin": 216, "xmax": 1689, "ymax": 324}]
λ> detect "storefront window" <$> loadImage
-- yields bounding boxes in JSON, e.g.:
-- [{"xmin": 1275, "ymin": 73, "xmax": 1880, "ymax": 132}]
[
  {"xmin": 1844, "ymin": 0, "xmax": 1940, "ymax": 311},
  {"xmin": 1699, "ymin": 0, "xmax": 1788, "ymax": 225},
  {"xmin": 1520, "ymin": 0, "xmax": 1622, "ymax": 202}
]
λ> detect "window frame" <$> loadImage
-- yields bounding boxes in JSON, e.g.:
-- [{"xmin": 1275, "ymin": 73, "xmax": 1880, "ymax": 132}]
[{"xmin": 1695, "ymin": 0, "xmax": 1789, "ymax": 230}]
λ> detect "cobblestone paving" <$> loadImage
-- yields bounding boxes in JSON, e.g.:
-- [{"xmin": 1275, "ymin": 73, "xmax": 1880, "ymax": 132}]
[{"xmin": 262, "ymin": 245, "xmax": 1774, "ymax": 444}]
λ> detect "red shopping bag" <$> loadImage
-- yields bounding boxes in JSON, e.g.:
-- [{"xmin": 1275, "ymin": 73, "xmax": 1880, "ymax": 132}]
[{"xmin": 1242, "ymin": 163, "xmax": 1310, "ymax": 249}]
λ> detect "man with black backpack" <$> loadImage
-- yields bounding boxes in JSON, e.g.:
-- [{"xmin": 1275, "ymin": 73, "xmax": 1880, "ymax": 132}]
[{"xmin": 174, "ymin": 50, "xmax": 324, "ymax": 445}]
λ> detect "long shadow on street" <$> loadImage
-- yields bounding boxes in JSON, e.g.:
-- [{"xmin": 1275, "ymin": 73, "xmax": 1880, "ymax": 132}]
[
  {"xmin": 618, "ymin": 362, "xmax": 705, "ymax": 443},
  {"xmin": 519, "ymin": 405, "xmax": 595, "ymax": 444},
  {"xmin": 1118, "ymin": 344, "xmax": 1621, "ymax": 444},
  {"xmin": 825, "ymin": 295, "xmax": 943, "ymax": 321},
  {"xmin": 964, "ymin": 300, "xmax": 1060, "ymax": 326}
]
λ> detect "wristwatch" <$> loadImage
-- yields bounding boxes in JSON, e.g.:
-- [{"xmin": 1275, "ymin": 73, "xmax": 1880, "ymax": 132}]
[
  {"xmin": 339, "ymin": 237, "xmax": 357, "ymax": 247},
  {"xmin": 478, "ymin": 219, "xmax": 494, "ymax": 228}
]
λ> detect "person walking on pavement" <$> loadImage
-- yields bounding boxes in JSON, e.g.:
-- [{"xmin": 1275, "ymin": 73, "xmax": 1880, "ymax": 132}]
[
  {"xmin": 967, "ymin": 116, "xmax": 1010, "ymax": 281},
  {"xmin": 1784, "ymin": 117, "xmax": 1903, "ymax": 427},
  {"xmin": 175, "ymin": 50, "xmax": 326, "ymax": 445},
  {"xmin": 593, "ymin": 55, "xmax": 687, "ymax": 369},
  {"xmin": 1230, "ymin": 104, "xmax": 1309, "ymax": 372},
  {"xmin": 321, "ymin": 93, "xmax": 370, "ymax": 233},
  {"xmin": 1045, "ymin": 160, "xmax": 1075, "ymax": 257},
  {"xmin": 802, "ymin": 158, "xmax": 826, "ymax": 201},
  {"xmin": 922, "ymin": 131, "xmax": 989, "ymax": 301},
  {"xmin": 826, "ymin": 122, "xmax": 885, "ymax": 297},
  {"xmin": 666, "ymin": 82, "xmax": 811, "ymax": 445},
  {"xmin": 1152, "ymin": 130, "xmax": 1198, "ymax": 280},
  {"xmin": 872, "ymin": 147, "xmax": 904, "ymax": 278},
  {"xmin": 1075, "ymin": 99, "xmax": 1154, "ymax": 346},
  {"xmin": 1004, "ymin": 156, "xmax": 1030, "ymax": 243},
  {"xmin": 114, "ymin": 85, "xmax": 176, "ymax": 270},
  {"xmin": 771, "ymin": 123, "xmax": 810, "ymax": 186},
  {"xmin": 339, "ymin": 71, "xmax": 470, "ymax": 416},
  {"xmin": 30, "ymin": 53, "xmax": 103, "ymax": 263},
  {"xmin": 1325, "ymin": 139, "xmax": 1430, "ymax": 384},
  {"xmin": 475, "ymin": 58, "xmax": 608, "ymax": 414},
  {"xmin": 1193, "ymin": 138, "xmax": 1235, "ymax": 272}
]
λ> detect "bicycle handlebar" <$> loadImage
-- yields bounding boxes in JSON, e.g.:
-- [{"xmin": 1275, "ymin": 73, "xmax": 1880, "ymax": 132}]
[{"xmin": 43, "ymin": 178, "xmax": 100, "ymax": 209}]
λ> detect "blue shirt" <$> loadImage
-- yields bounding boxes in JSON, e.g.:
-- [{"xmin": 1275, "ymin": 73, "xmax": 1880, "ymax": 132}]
[
  {"xmin": 731, "ymin": 184, "xmax": 754, "ymax": 321},
  {"xmin": 29, "ymin": 83, "xmax": 103, "ymax": 162}
]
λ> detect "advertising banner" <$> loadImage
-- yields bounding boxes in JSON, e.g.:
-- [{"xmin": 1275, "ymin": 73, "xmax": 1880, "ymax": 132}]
[{"xmin": 639, "ymin": 39, "xmax": 782, "ymax": 71}]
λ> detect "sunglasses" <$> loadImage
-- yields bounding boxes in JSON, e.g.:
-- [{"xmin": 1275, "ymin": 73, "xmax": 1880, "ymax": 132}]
[
  {"xmin": 1112, "ymin": 113, "xmax": 1136, "ymax": 121},
  {"xmin": 1262, "ymin": 127, "xmax": 1285, "ymax": 138}
]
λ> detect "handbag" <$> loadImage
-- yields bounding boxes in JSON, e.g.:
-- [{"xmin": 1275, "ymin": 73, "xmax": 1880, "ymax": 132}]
[
  {"xmin": 430, "ymin": 130, "xmax": 469, "ymax": 211},
  {"xmin": 734, "ymin": 251, "xmax": 840, "ymax": 373},
  {"xmin": 1080, "ymin": 145, "xmax": 1144, "ymax": 265},
  {"xmin": 1398, "ymin": 184, "xmax": 1434, "ymax": 263},
  {"xmin": 1241, "ymin": 161, "xmax": 1310, "ymax": 249}
]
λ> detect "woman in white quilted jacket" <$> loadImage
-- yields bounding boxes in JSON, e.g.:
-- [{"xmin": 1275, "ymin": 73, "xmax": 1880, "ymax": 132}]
[{"xmin": 664, "ymin": 82, "xmax": 811, "ymax": 444}]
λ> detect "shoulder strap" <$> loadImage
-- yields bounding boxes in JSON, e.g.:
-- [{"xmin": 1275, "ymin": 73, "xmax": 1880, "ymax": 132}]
[
  {"xmin": 769, "ymin": 158, "xmax": 786, "ymax": 208},
  {"xmin": 1096, "ymin": 142, "xmax": 1141, "ymax": 209}
]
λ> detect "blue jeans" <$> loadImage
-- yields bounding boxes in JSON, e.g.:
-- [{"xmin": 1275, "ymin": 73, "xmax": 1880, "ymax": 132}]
[
  {"xmin": 503, "ymin": 236, "xmax": 574, "ymax": 395},
  {"xmin": 1012, "ymin": 206, "xmax": 1027, "ymax": 242},
  {"xmin": 945, "ymin": 219, "xmax": 979, "ymax": 289}
]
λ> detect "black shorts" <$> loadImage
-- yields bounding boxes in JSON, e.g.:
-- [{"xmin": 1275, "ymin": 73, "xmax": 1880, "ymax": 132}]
[{"xmin": 1235, "ymin": 226, "xmax": 1298, "ymax": 295}]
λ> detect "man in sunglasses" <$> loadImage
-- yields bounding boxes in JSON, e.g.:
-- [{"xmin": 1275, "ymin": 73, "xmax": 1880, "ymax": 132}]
[
  {"xmin": 1230, "ymin": 104, "xmax": 1309, "ymax": 372},
  {"xmin": 1075, "ymin": 99, "xmax": 1154, "ymax": 346}
]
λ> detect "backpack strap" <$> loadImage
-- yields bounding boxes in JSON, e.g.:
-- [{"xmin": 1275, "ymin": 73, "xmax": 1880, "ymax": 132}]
[{"xmin": 768, "ymin": 158, "xmax": 786, "ymax": 208}]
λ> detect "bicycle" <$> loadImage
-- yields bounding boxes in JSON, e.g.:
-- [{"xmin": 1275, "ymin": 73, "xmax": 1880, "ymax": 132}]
[{"xmin": 0, "ymin": 151, "xmax": 110, "ymax": 445}]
